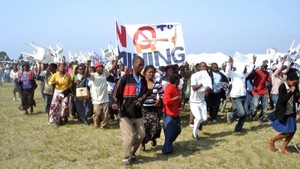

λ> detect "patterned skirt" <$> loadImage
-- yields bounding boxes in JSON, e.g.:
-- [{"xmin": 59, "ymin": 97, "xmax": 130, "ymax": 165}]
[
  {"xmin": 142, "ymin": 106, "xmax": 161, "ymax": 144},
  {"xmin": 49, "ymin": 89, "xmax": 69, "ymax": 122}
]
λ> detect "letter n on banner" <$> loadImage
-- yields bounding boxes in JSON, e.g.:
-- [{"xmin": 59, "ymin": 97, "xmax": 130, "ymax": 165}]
[{"xmin": 116, "ymin": 21, "xmax": 127, "ymax": 48}]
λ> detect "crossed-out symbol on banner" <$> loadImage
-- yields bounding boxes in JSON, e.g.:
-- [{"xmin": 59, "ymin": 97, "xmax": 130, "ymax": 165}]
[{"xmin": 133, "ymin": 26, "xmax": 177, "ymax": 53}]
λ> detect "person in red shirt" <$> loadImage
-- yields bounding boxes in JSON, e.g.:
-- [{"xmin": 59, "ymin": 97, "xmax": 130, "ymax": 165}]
[
  {"xmin": 162, "ymin": 74, "xmax": 182, "ymax": 154},
  {"xmin": 251, "ymin": 62, "xmax": 271, "ymax": 122}
]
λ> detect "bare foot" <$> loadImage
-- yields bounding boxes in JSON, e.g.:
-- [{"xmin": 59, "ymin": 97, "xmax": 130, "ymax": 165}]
[
  {"xmin": 268, "ymin": 139, "xmax": 275, "ymax": 152},
  {"xmin": 278, "ymin": 148, "xmax": 291, "ymax": 155}
]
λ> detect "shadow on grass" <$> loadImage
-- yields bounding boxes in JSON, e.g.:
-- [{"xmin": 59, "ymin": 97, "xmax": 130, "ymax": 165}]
[
  {"xmin": 25, "ymin": 110, "xmax": 45, "ymax": 115},
  {"xmin": 136, "ymin": 129, "xmax": 236, "ymax": 164}
]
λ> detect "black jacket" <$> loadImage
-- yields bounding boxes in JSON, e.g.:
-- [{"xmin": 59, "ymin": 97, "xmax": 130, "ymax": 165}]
[
  {"xmin": 275, "ymin": 83, "xmax": 299, "ymax": 121},
  {"xmin": 112, "ymin": 74, "xmax": 148, "ymax": 118}
]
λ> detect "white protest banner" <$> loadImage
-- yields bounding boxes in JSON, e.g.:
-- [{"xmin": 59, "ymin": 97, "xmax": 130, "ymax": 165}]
[{"xmin": 116, "ymin": 21, "xmax": 186, "ymax": 68}]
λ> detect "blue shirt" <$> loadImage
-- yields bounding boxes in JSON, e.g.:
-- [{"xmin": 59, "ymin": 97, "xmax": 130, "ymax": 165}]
[{"xmin": 133, "ymin": 74, "xmax": 141, "ymax": 96}]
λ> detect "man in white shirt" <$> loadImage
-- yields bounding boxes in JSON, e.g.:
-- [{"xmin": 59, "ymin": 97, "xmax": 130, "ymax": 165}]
[
  {"xmin": 88, "ymin": 57, "xmax": 119, "ymax": 128},
  {"xmin": 189, "ymin": 62, "xmax": 212, "ymax": 139}
]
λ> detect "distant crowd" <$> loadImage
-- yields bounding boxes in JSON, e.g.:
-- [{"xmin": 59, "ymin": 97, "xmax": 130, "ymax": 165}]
[{"xmin": 1, "ymin": 54, "xmax": 300, "ymax": 166}]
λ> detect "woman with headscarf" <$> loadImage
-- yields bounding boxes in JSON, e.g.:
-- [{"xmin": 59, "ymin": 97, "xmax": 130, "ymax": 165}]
[
  {"xmin": 48, "ymin": 62, "xmax": 72, "ymax": 125},
  {"xmin": 18, "ymin": 62, "xmax": 36, "ymax": 114}
]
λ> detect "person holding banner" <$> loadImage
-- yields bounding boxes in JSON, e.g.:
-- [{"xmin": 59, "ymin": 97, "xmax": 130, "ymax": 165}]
[{"xmin": 111, "ymin": 56, "xmax": 148, "ymax": 166}]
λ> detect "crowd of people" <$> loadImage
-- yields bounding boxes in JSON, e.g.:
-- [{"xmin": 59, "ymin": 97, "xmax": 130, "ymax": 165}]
[{"xmin": 1, "ymin": 54, "xmax": 300, "ymax": 166}]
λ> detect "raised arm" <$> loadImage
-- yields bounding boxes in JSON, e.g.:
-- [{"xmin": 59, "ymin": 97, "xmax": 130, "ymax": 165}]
[{"xmin": 108, "ymin": 56, "xmax": 120, "ymax": 73}]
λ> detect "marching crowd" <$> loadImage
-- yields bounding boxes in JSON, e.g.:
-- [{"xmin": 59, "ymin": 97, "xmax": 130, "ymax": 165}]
[{"xmin": 1, "ymin": 54, "xmax": 300, "ymax": 166}]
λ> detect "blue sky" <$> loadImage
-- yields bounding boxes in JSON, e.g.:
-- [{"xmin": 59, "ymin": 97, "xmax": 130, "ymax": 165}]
[{"xmin": 1, "ymin": 0, "xmax": 299, "ymax": 60}]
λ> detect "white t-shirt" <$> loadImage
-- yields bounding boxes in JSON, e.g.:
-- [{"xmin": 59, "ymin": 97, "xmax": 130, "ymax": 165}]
[
  {"xmin": 189, "ymin": 70, "xmax": 212, "ymax": 103},
  {"xmin": 89, "ymin": 71, "xmax": 110, "ymax": 104}
]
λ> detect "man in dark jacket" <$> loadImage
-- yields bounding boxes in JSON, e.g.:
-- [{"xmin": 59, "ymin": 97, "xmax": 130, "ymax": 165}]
[{"xmin": 112, "ymin": 56, "xmax": 148, "ymax": 166}]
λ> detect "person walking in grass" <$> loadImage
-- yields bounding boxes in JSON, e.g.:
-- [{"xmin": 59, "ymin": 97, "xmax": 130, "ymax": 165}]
[
  {"xmin": 268, "ymin": 71, "xmax": 299, "ymax": 155},
  {"xmin": 225, "ymin": 56, "xmax": 255, "ymax": 132},
  {"xmin": 140, "ymin": 65, "xmax": 163, "ymax": 151},
  {"xmin": 37, "ymin": 63, "xmax": 57, "ymax": 118},
  {"xmin": 72, "ymin": 63, "xmax": 90, "ymax": 125},
  {"xmin": 111, "ymin": 56, "xmax": 148, "ymax": 166},
  {"xmin": 162, "ymin": 74, "xmax": 182, "ymax": 154},
  {"xmin": 250, "ymin": 60, "xmax": 271, "ymax": 123},
  {"xmin": 48, "ymin": 62, "xmax": 72, "ymax": 125},
  {"xmin": 10, "ymin": 64, "xmax": 21, "ymax": 101},
  {"xmin": 189, "ymin": 62, "xmax": 212, "ymax": 140},
  {"xmin": 87, "ymin": 57, "xmax": 118, "ymax": 128},
  {"xmin": 18, "ymin": 62, "xmax": 37, "ymax": 114}
]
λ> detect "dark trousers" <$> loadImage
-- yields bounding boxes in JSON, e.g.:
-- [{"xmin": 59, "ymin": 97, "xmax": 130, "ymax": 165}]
[
  {"xmin": 108, "ymin": 95, "xmax": 118, "ymax": 120},
  {"xmin": 162, "ymin": 113, "xmax": 181, "ymax": 154},
  {"xmin": 206, "ymin": 92, "xmax": 222, "ymax": 121}
]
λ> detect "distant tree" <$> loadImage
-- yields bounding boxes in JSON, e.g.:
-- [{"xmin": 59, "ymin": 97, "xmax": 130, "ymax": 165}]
[
  {"xmin": 0, "ymin": 51, "xmax": 8, "ymax": 61},
  {"xmin": 19, "ymin": 54, "xmax": 24, "ymax": 60}
]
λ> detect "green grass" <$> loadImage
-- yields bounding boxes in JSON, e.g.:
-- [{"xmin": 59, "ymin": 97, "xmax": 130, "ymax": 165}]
[{"xmin": 1, "ymin": 82, "xmax": 300, "ymax": 169}]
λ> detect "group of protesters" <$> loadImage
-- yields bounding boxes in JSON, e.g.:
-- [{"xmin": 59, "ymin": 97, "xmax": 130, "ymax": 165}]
[{"xmin": 4, "ymin": 53, "xmax": 300, "ymax": 166}]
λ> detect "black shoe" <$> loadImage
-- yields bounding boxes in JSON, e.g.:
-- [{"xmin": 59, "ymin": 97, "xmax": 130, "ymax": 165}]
[
  {"xmin": 234, "ymin": 129, "xmax": 242, "ymax": 133},
  {"xmin": 198, "ymin": 124, "xmax": 202, "ymax": 131},
  {"xmin": 140, "ymin": 144, "xmax": 145, "ymax": 151},
  {"xmin": 131, "ymin": 154, "xmax": 136, "ymax": 162},
  {"xmin": 64, "ymin": 117, "xmax": 68, "ymax": 124},
  {"xmin": 151, "ymin": 140, "xmax": 157, "ymax": 147},
  {"xmin": 192, "ymin": 134, "xmax": 199, "ymax": 140}
]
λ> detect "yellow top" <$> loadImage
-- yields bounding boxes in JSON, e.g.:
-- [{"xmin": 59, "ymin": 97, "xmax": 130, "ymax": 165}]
[{"xmin": 48, "ymin": 72, "xmax": 72, "ymax": 91}]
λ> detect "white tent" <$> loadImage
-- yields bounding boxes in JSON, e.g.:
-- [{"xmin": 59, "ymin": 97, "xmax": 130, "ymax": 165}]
[{"xmin": 186, "ymin": 52, "xmax": 229, "ymax": 67}]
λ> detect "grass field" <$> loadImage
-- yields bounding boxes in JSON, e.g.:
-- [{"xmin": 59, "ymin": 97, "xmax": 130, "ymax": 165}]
[{"xmin": 1, "ymin": 82, "xmax": 300, "ymax": 169}]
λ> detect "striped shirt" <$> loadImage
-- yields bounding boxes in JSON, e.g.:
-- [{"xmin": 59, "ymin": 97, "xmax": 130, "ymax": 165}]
[{"xmin": 143, "ymin": 80, "xmax": 164, "ymax": 107}]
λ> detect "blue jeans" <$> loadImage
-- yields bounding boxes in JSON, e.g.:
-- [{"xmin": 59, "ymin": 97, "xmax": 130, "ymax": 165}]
[
  {"xmin": 245, "ymin": 92, "xmax": 253, "ymax": 116},
  {"xmin": 75, "ymin": 99, "xmax": 90, "ymax": 123},
  {"xmin": 162, "ymin": 113, "xmax": 181, "ymax": 154},
  {"xmin": 44, "ymin": 94, "xmax": 53, "ymax": 114},
  {"xmin": 270, "ymin": 94, "xmax": 278, "ymax": 106},
  {"xmin": 251, "ymin": 94, "xmax": 268, "ymax": 120},
  {"xmin": 231, "ymin": 96, "xmax": 247, "ymax": 132}
]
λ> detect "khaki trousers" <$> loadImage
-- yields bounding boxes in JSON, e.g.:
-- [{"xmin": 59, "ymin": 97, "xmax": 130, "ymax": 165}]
[
  {"xmin": 93, "ymin": 102, "xmax": 109, "ymax": 128},
  {"xmin": 120, "ymin": 117, "xmax": 145, "ymax": 159}
]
